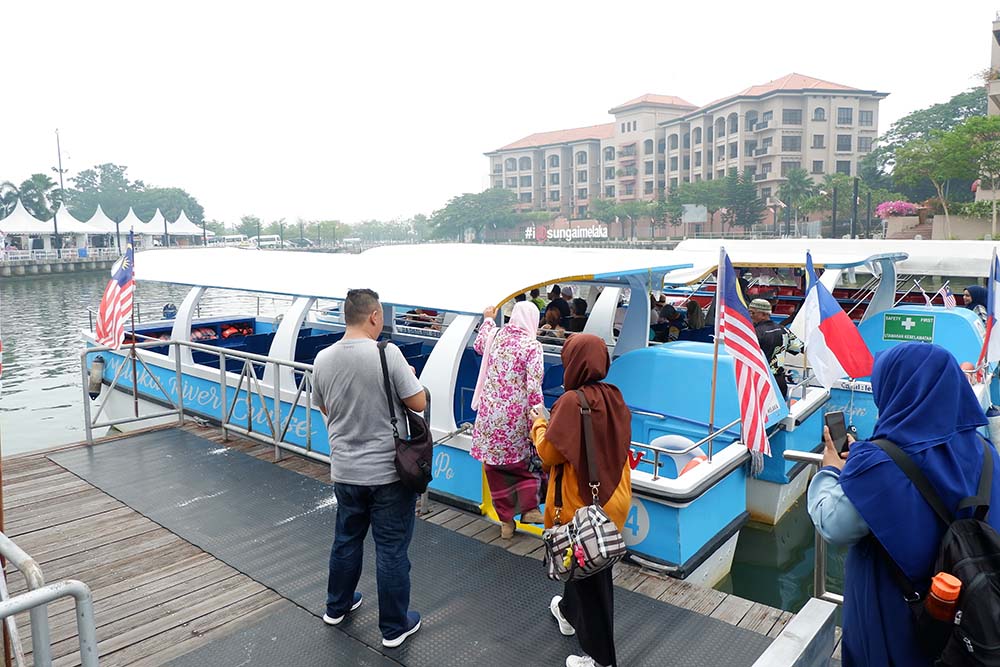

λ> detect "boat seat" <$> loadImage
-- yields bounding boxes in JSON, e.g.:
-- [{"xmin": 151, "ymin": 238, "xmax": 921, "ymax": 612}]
[
  {"xmin": 396, "ymin": 341, "xmax": 423, "ymax": 359},
  {"xmin": 542, "ymin": 364, "xmax": 565, "ymax": 406},
  {"xmin": 678, "ymin": 327, "xmax": 714, "ymax": 344},
  {"xmin": 647, "ymin": 434, "xmax": 707, "ymax": 479}
]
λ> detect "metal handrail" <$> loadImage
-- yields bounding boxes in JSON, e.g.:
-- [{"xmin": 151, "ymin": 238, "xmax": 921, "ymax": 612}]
[
  {"xmin": 630, "ymin": 417, "xmax": 742, "ymax": 481},
  {"xmin": 783, "ymin": 450, "xmax": 844, "ymax": 606},
  {"xmin": 0, "ymin": 532, "xmax": 98, "ymax": 666}
]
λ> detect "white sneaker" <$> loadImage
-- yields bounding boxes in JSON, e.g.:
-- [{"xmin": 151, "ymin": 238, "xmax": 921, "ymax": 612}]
[
  {"xmin": 550, "ymin": 595, "xmax": 575, "ymax": 636},
  {"xmin": 566, "ymin": 656, "xmax": 604, "ymax": 667},
  {"xmin": 322, "ymin": 592, "xmax": 362, "ymax": 625}
]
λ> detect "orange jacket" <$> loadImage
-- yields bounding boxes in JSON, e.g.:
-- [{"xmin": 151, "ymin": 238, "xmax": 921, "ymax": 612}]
[{"xmin": 531, "ymin": 418, "xmax": 632, "ymax": 531}]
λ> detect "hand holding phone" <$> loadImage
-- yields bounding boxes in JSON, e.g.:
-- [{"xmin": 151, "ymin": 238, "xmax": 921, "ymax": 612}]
[
  {"xmin": 528, "ymin": 404, "xmax": 549, "ymax": 422},
  {"xmin": 824, "ymin": 411, "xmax": 848, "ymax": 455}
]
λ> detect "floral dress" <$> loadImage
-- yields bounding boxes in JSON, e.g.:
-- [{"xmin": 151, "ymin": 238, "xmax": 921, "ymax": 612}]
[{"xmin": 470, "ymin": 319, "xmax": 544, "ymax": 466}]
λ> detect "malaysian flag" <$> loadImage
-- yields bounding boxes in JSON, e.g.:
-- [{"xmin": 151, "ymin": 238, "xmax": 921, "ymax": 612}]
[
  {"xmin": 942, "ymin": 286, "xmax": 957, "ymax": 309},
  {"xmin": 714, "ymin": 249, "xmax": 779, "ymax": 457},
  {"xmin": 95, "ymin": 230, "xmax": 135, "ymax": 349}
]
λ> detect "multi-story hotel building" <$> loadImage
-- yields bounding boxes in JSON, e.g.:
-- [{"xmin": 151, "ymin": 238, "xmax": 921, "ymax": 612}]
[
  {"xmin": 976, "ymin": 15, "xmax": 1000, "ymax": 204},
  {"xmin": 487, "ymin": 74, "xmax": 887, "ymax": 217}
]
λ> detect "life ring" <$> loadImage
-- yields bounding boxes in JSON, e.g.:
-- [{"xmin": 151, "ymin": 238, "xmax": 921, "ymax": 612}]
[{"xmin": 680, "ymin": 455, "xmax": 708, "ymax": 476}]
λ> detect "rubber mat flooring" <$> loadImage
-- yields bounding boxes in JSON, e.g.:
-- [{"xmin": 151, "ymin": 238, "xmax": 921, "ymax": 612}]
[{"xmin": 51, "ymin": 429, "xmax": 772, "ymax": 666}]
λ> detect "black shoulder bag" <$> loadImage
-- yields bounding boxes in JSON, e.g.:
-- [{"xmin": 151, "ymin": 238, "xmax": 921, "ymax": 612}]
[{"xmin": 377, "ymin": 341, "xmax": 434, "ymax": 493}]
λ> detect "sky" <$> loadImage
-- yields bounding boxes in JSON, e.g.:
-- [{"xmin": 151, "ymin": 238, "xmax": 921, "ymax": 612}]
[{"xmin": 1, "ymin": 1, "xmax": 994, "ymax": 226}]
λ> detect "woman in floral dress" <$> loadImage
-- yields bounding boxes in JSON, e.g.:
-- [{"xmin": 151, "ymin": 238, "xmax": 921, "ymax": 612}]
[{"xmin": 471, "ymin": 301, "xmax": 546, "ymax": 538}]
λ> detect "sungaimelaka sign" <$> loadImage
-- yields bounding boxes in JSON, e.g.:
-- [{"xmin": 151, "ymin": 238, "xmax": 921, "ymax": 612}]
[{"xmin": 524, "ymin": 224, "xmax": 609, "ymax": 242}]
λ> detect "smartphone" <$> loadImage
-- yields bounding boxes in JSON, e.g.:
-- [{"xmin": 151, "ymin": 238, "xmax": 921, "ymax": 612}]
[{"xmin": 824, "ymin": 411, "xmax": 848, "ymax": 454}]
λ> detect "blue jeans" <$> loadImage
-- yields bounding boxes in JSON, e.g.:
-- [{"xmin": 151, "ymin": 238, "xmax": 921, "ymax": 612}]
[{"xmin": 326, "ymin": 480, "xmax": 417, "ymax": 639}]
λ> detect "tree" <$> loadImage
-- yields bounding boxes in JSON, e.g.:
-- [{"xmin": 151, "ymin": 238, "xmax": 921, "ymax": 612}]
[
  {"xmin": 721, "ymin": 171, "xmax": 765, "ymax": 231},
  {"xmin": 133, "ymin": 187, "xmax": 205, "ymax": 224},
  {"xmin": 236, "ymin": 215, "xmax": 262, "ymax": 238},
  {"xmin": 662, "ymin": 191, "xmax": 685, "ymax": 230},
  {"xmin": 429, "ymin": 188, "xmax": 518, "ymax": 241},
  {"xmin": 18, "ymin": 173, "xmax": 59, "ymax": 219},
  {"xmin": 676, "ymin": 180, "xmax": 726, "ymax": 229},
  {"xmin": 957, "ymin": 115, "xmax": 1000, "ymax": 238},
  {"xmin": 0, "ymin": 181, "xmax": 19, "ymax": 218},
  {"xmin": 68, "ymin": 163, "xmax": 145, "ymax": 221},
  {"xmin": 617, "ymin": 200, "xmax": 649, "ymax": 241},
  {"xmin": 777, "ymin": 168, "xmax": 816, "ymax": 233},
  {"xmin": 893, "ymin": 129, "xmax": 977, "ymax": 238},
  {"xmin": 203, "ymin": 219, "xmax": 227, "ymax": 235}
]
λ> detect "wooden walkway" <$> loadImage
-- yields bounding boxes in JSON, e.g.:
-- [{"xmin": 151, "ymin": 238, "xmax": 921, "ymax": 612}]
[{"xmin": 2, "ymin": 423, "xmax": 823, "ymax": 666}]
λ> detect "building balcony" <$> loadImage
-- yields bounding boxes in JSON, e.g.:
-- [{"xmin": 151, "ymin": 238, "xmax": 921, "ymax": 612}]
[
  {"xmin": 754, "ymin": 146, "xmax": 770, "ymax": 157},
  {"xmin": 754, "ymin": 120, "xmax": 770, "ymax": 132},
  {"xmin": 754, "ymin": 172, "xmax": 770, "ymax": 182}
]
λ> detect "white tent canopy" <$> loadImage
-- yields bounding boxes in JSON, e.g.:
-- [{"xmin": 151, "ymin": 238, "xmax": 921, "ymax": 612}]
[
  {"xmin": 168, "ymin": 210, "xmax": 204, "ymax": 236},
  {"xmin": 0, "ymin": 200, "xmax": 56, "ymax": 234},
  {"xmin": 50, "ymin": 205, "xmax": 93, "ymax": 234},
  {"xmin": 83, "ymin": 205, "xmax": 121, "ymax": 234}
]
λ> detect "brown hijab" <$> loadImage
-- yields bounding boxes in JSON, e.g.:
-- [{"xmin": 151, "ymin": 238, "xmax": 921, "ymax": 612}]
[{"xmin": 545, "ymin": 334, "xmax": 632, "ymax": 505}]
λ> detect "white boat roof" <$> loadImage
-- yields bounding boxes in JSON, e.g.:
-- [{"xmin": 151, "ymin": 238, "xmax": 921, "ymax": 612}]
[
  {"xmin": 675, "ymin": 238, "xmax": 998, "ymax": 278},
  {"xmin": 135, "ymin": 244, "xmax": 702, "ymax": 314}
]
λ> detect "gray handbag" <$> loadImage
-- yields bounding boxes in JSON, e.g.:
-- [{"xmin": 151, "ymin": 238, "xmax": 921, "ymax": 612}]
[{"xmin": 542, "ymin": 390, "xmax": 626, "ymax": 582}]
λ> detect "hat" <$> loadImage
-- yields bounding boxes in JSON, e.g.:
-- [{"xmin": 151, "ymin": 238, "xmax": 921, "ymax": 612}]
[
  {"xmin": 748, "ymin": 298, "xmax": 772, "ymax": 313},
  {"xmin": 561, "ymin": 286, "xmax": 574, "ymax": 297}
]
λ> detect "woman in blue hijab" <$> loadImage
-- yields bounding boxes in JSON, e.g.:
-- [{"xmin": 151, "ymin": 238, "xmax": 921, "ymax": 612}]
[
  {"xmin": 964, "ymin": 285, "xmax": 988, "ymax": 323},
  {"xmin": 807, "ymin": 342, "xmax": 1000, "ymax": 666}
]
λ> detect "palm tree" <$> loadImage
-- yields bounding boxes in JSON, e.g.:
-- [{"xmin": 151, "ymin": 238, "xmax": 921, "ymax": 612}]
[
  {"xmin": 18, "ymin": 173, "xmax": 58, "ymax": 219},
  {"xmin": 0, "ymin": 181, "xmax": 19, "ymax": 218},
  {"xmin": 778, "ymin": 168, "xmax": 816, "ymax": 234}
]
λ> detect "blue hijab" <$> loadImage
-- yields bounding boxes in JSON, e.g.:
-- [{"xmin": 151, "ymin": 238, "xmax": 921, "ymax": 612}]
[
  {"xmin": 965, "ymin": 285, "xmax": 988, "ymax": 310},
  {"xmin": 837, "ymin": 343, "xmax": 999, "ymax": 667}
]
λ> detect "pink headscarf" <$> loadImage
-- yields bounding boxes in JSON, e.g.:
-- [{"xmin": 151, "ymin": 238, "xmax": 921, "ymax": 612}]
[{"xmin": 471, "ymin": 301, "xmax": 541, "ymax": 411}]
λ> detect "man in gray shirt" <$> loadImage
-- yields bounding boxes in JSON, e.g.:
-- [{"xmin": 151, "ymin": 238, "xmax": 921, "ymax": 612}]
[{"xmin": 313, "ymin": 288, "xmax": 426, "ymax": 648}]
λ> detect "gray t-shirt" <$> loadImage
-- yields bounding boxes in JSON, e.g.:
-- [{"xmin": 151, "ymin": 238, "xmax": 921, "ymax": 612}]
[{"xmin": 312, "ymin": 338, "xmax": 424, "ymax": 485}]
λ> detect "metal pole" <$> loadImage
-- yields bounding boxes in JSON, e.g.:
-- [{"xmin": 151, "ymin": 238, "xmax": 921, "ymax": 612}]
[
  {"xmin": 81, "ymin": 355, "xmax": 94, "ymax": 444},
  {"xmin": 202, "ymin": 220, "xmax": 207, "ymax": 246},
  {"xmin": 706, "ymin": 247, "xmax": 725, "ymax": 463},
  {"xmin": 865, "ymin": 190, "xmax": 872, "ymax": 239},
  {"xmin": 851, "ymin": 177, "xmax": 859, "ymax": 239},
  {"xmin": 53, "ymin": 129, "xmax": 65, "ymax": 260},
  {"xmin": 163, "ymin": 214, "xmax": 169, "ymax": 248},
  {"xmin": 784, "ymin": 201, "xmax": 791, "ymax": 237},
  {"xmin": 175, "ymin": 346, "xmax": 185, "ymax": 426},
  {"xmin": 831, "ymin": 186, "xmax": 838, "ymax": 238},
  {"xmin": 0, "ymin": 431, "xmax": 9, "ymax": 667}
]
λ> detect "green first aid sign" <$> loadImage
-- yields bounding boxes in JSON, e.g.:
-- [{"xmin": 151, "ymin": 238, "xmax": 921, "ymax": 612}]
[{"xmin": 883, "ymin": 314, "xmax": 935, "ymax": 342}]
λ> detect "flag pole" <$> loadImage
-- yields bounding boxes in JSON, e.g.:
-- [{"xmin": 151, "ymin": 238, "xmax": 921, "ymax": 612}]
[
  {"xmin": 128, "ymin": 229, "xmax": 139, "ymax": 418},
  {"xmin": 707, "ymin": 246, "xmax": 725, "ymax": 462}
]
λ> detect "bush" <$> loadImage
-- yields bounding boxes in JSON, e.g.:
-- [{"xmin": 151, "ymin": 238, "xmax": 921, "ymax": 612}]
[
  {"xmin": 874, "ymin": 200, "xmax": 917, "ymax": 217},
  {"xmin": 956, "ymin": 200, "xmax": 995, "ymax": 217}
]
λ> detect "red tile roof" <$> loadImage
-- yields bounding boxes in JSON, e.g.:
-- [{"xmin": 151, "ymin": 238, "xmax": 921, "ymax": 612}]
[
  {"xmin": 609, "ymin": 94, "xmax": 697, "ymax": 114},
  {"xmin": 687, "ymin": 73, "xmax": 884, "ymax": 116},
  {"xmin": 491, "ymin": 123, "xmax": 616, "ymax": 152}
]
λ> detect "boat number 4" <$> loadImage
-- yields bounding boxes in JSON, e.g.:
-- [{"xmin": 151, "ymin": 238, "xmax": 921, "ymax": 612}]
[{"xmin": 622, "ymin": 500, "xmax": 649, "ymax": 545}]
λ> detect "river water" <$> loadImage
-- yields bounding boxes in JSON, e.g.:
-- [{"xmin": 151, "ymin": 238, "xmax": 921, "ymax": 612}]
[{"xmin": 0, "ymin": 269, "xmax": 843, "ymax": 613}]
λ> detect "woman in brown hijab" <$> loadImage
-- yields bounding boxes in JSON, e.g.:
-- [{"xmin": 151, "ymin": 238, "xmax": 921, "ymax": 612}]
[{"xmin": 529, "ymin": 334, "xmax": 632, "ymax": 667}]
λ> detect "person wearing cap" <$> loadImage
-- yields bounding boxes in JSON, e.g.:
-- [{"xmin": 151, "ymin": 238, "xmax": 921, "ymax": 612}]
[
  {"xmin": 651, "ymin": 304, "xmax": 687, "ymax": 343},
  {"xmin": 547, "ymin": 285, "xmax": 572, "ymax": 321},
  {"xmin": 748, "ymin": 298, "xmax": 802, "ymax": 399}
]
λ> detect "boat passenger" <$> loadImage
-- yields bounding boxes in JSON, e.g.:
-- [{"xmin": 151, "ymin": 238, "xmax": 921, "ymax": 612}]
[
  {"xmin": 807, "ymin": 343, "xmax": 1000, "ymax": 667},
  {"xmin": 685, "ymin": 299, "xmax": 706, "ymax": 331},
  {"xmin": 530, "ymin": 333, "xmax": 631, "ymax": 667},
  {"xmin": 539, "ymin": 308, "xmax": 567, "ymax": 341},
  {"xmin": 530, "ymin": 288, "xmax": 547, "ymax": 312},
  {"xmin": 964, "ymin": 285, "xmax": 988, "ymax": 323},
  {"xmin": 748, "ymin": 298, "xmax": 802, "ymax": 399},
  {"xmin": 567, "ymin": 298, "xmax": 589, "ymax": 333},
  {"xmin": 471, "ymin": 302, "xmax": 546, "ymax": 539},
  {"xmin": 313, "ymin": 288, "xmax": 426, "ymax": 648},
  {"xmin": 548, "ymin": 285, "xmax": 571, "ymax": 320}
]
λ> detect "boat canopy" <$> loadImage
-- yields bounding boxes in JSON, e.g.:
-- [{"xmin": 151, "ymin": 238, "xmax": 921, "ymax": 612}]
[
  {"xmin": 133, "ymin": 244, "xmax": 700, "ymax": 314},
  {"xmin": 675, "ymin": 239, "xmax": 999, "ymax": 278}
]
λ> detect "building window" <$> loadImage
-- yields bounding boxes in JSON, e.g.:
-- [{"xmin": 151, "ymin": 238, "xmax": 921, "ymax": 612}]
[
  {"xmin": 670, "ymin": 156, "xmax": 678, "ymax": 170},
  {"xmin": 605, "ymin": 185, "xmax": 615, "ymax": 197},
  {"xmin": 657, "ymin": 161, "xmax": 665, "ymax": 173},
  {"xmin": 715, "ymin": 118, "xmax": 726, "ymax": 137},
  {"xmin": 813, "ymin": 108, "xmax": 826, "ymax": 121},
  {"xmin": 658, "ymin": 180, "xmax": 665, "ymax": 191},
  {"xmin": 644, "ymin": 139, "xmax": 654, "ymax": 154},
  {"xmin": 836, "ymin": 160, "xmax": 851, "ymax": 175},
  {"xmin": 683, "ymin": 133, "xmax": 690, "ymax": 149},
  {"xmin": 694, "ymin": 174, "xmax": 702, "ymax": 182},
  {"xmin": 621, "ymin": 123, "xmax": 626, "ymax": 133},
  {"xmin": 550, "ymin": 173, "xmax": 560, "ymax": 185},
  {"xmin": 576, "ymin": 151, "xmax": 588, "ymax": 165},
  {"xmin": 644, "ymin": 181, "xmax": 654, "ymax": 195},
  {"xmin": 762, "ymin": 137, "xmax": 773, "ymax": 150},
  {"xmin": 836, "ymin": 135, "xmax": 853, "ymax": 152},
  {"xmin": 549, "ymin": 190, "xmax": 560, "ymax": 201},
  {"xmin": 717, "ymin": 169, "xmax": 725, "ymax": 179},
  {"xmin": 707, "ymin": 127, "xmax": 714, "ymax": 142},
  {"xmin": 837, "ymin": 108, "xmax": 853, "ymax": 125},
  {"xmin": 624, "ymin": 183, "xmax": 635, "ymax": 195},
  {"xmin": 620, "ymin": 144, "xmax": 636, "ymax": 157},
  {"xmin": 577, "ymin": 170, "xmax": 588, "ymax": 183},
  {"xmin": 811, "ymin": 160, "xmax": 824, "ymax": 174},
  {"xmin": 762, "ymin": 110, "xmax": 773, "ymax": 122},
  {"xmin": 683, "ymin": 156, "xmax": 690, "ymax": 170},
  {"xmin": 745, "ymin": 140, "xmax": 757, "ymax": 155},
  {"xmin": 623, "ymin": 166, "xmax": 637, "ymax": 177},
  {"xmin": 520, "ymin": 175, "xmax": 532, "ymax": 187},
  {"xmin": 506, "ymin": 177, "xmax": 517, "ymax": 188},
  {"xmin": 519, "ymin": 157, "xmax": 531, "ymax": 170},
  {"xmin": 578, "ymin": 188, "xmax": 588, "ymax": 200},
  {"xmin": 718, "ymin": 145, "xmax": 725, "ymax": 159},
  {"xmin": 657, "ymin": 139, "xmax": 666, "ymax": 153},
  {"xmin": 782, "ymin": 109, "xmax": 802, "ymax": 125},
  {"xmin": 728, "ymin": 114, "xmax": 739, "ymax": 134},
  {"xmin": 604, "ymin": 146, "xmax": 615, "ymax": 161},
  {"xmin": 493, "ymin": 179, "xmax": 502, "ymax": 188},
  {"xmin": 812, "ymin": 135, "xmax": 825, "ymax": 149},
  {"xmin": 669, "ymin": 134, "xmax": 679, "ymax": 150},
  {"xmin": 644, "ymin": 161, "xmax": 654, "ymax": 175},
  {"xmin": 761, "ymin": 187, "xmax": 771, "ymax": 200},
  {"xmin": 729, "ymin": 142, "xmax": 738, "ymax": 158},
  {"xmin": 781, "ymin": 135, "xmax": 802, "ymax": 152},
  {"xmin": 549, "ymin": 155, "xmax": 560, "ymax": 168},
  {"xmin": 578, "ymin": 206, "xmax": 587, "ymax": 217},
  {"xmin": 858, "ymin": 136, "xmax": 873, "ymax": 153},
  {"xmin": 604, "ymin": 166, "xmax": 615, "ymax": 180},
  {"xmin": 762, "ymin": 162, "xmax": 772, "ymax": 175},
  {"xmin": 670, "ymin": 177, "xmax": 678, "ymax": 188},
  {"xmin": 693, "ymin": 128, "xmax": 702, "ymax": 145},
  {"xmin": 505, "ymin": 158, "xmax": 517, "ymax": 171},
  {"xmin": 695, "ymin": 151, "xmax": 702, "ymax": 167},
  {"xmin": 859, "ymin": 110, "xmax": 873, "ymax": 127},
  {"xmin": 493, "ymin": 163, "xmax": 502, "ymax": 174},
  {"xmin": 780, "ymin": 161, "xmax": 801, "ymax": 177},
  {"xmin": 519, "ymin": 192, "xmax": 532, "ymax": 203}
]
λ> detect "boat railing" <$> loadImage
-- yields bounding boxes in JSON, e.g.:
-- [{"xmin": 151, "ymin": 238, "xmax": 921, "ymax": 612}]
[
  {"xmin": 0, "ymin": 531, "xmax": 98, "ymax": 667},
  {"xmin": 783, "ymin": 449, "xmax": 844, "ymax": 606},
  {"xmin": 627, "ymin": 411, "xmax": 742, "ymax": 479}
]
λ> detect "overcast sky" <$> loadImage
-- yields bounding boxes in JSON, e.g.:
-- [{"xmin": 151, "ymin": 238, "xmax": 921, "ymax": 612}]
[{"xmin": 1, "ymin": 1, "xmax": 993, "ymax": 226}]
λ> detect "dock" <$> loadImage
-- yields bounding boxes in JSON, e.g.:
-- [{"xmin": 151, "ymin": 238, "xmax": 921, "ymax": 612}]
[{"xmin": 3, "ymin": 423, "xmax": 837, "ymax": 666}]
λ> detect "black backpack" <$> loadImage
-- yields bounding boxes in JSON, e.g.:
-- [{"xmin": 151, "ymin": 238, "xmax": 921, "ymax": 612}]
[{"xmin": 871, "ymin": 437, "xmax": 1000, "ymax": 666}]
